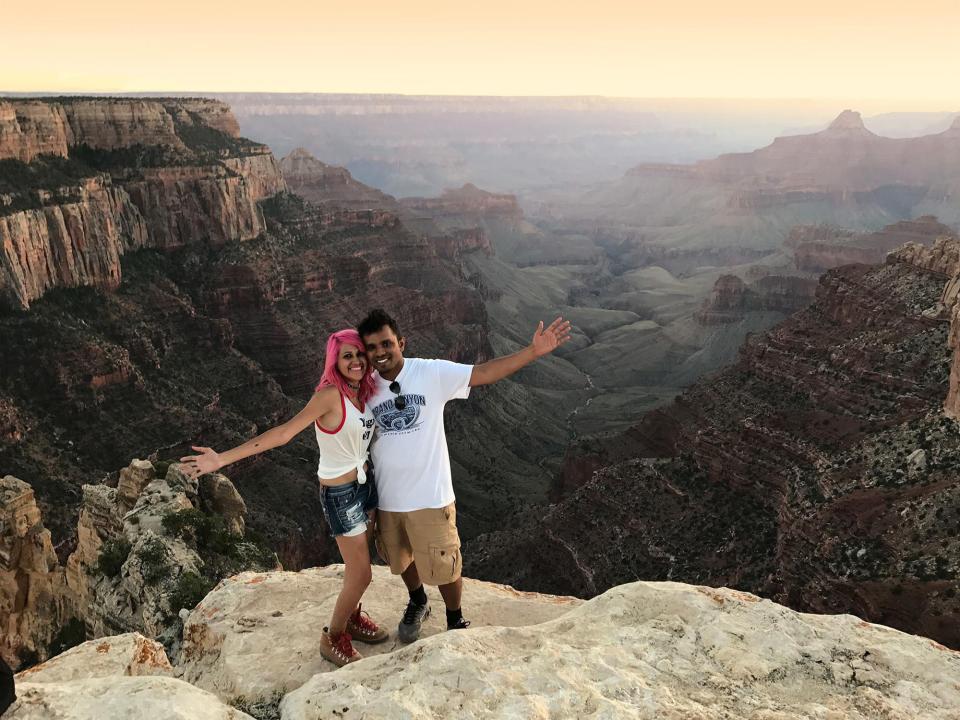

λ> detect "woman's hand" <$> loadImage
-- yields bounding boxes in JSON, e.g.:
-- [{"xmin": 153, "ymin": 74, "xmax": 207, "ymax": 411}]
[{"xmin": 179, "ymin": 446, "xmax": 223, "ymax": 479}]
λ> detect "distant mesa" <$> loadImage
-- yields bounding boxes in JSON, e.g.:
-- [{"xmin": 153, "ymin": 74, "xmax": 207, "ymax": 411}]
[
  {"xmin": 625, "ymin": 106, "xmax": 960, "ymax": 196},
  {"xmin": 825, "ymin": 109, "xmax": 870, "ymax": 133},
  {"xmin": 400, "ymin": 183, "xmax": 521, "ymax": 219},
  {"xmin": 278, "ymin": 147, "xmax": 398, "ymax": 211}
]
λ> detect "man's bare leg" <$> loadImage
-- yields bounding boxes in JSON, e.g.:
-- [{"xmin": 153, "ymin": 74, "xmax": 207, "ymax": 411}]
[
  {"xmin": 401, "ymin": 561, "xmax": 421, "ymax": 591},
  {"xmin": 438, "ymin": 577, "xmax": 462, "ymax": 611}
]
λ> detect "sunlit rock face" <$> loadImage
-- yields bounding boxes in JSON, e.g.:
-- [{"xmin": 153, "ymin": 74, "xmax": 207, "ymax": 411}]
[
  {"xmin": 0, "ymin": 98, "xmax": 286, "ymax": 309},
  {"xmin": 280, "ymin": 581, "xmax": 960, "ymax": 720},
  {"xmin": 0, "ymin": 460, "xmax": 270, "ymax": 669},
  {"xmin": 4, "ymin": 547, "xmax": 960, "ymax": 718},
  {"xmin": 0, "ymin": 476, "xmax": 63, "ymax": 668},
  {"xmin": 0, "ymin": 98, "xmax": 500, "ymax": 576},
  {"xmin": 176, "ymin": 565, "xmax": 579, "ymax": 703}
]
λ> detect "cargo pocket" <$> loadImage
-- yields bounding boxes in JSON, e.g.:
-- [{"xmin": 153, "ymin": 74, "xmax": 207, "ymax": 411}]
[{"xmin": 428, "ymin": 543, "xmax": 462, "ymax": 585}]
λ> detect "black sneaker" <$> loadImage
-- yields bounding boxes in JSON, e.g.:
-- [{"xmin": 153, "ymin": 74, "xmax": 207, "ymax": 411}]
[
  {"xmin": 398, "ymin": 600, "xmax": 430, "ymax": 643},
  {"xmin": 447, "ymin": 617, "xmax": 471, "ymax": 631}
]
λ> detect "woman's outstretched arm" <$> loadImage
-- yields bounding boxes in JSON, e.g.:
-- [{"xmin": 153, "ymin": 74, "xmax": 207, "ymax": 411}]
[{"xmin": 180, "ymin": 387, "xmax": 339, "ymax": 478}]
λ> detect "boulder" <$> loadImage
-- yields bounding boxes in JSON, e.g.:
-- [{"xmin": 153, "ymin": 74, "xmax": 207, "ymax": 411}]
[
  {"xmin": 198, "ymin": 474, "xmax": 246, "ymax": 536},
  {"xmin": 7, "ymin": 676, "xmax": 253, "ymax": 720},
  {"xmin": 14, "ymin": 632, "xmax": 171, "ymax": 683}
]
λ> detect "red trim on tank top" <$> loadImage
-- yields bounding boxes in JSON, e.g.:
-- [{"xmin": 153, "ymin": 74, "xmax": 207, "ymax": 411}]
[{"xmin": 316, "ymin": 392, "xmax": 346, "ymax": 434}]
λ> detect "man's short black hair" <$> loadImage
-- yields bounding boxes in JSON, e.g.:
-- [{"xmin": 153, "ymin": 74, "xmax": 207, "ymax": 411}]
[{"xmin": 358, "ymin": 308, "xmax": 401, "ymax": 339}]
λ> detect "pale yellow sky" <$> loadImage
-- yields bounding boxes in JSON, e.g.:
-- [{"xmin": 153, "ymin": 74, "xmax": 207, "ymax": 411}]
[{"xmin": 2, "ymin": 0, "xmax": 958, "ymax": 106}]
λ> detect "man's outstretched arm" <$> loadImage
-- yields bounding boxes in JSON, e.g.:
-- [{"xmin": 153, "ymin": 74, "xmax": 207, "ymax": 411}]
[{"xmin": 469, "ymin": 317, "xmax": 572, "ymax": 387}]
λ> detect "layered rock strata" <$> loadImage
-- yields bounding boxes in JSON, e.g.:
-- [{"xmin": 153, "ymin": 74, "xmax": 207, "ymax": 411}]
[
  {"xmin": 0, "ymin": 98, "xmax": 286, "ymax": 309},
  {"xmin": 691, "ymin": 110, "xmax": 960, "ymax": 192},
  {"xmin": 279, "ymin": 147, "xmax": 398, "ymax": 211},
  {"xmin": 696, "ymin": 273, "xmax": 819, "ymax": 324},
  {"xmin": 0, "ymin": 180, "xmax": 495, "ymax": 575},
  {"xmin": 471, "ymin": 243, "xmax": 960, "ymax": 649},
  {"xmin": 791, "ymin": 216, "xmax": 957, "ymax": 273},
  {"xmin": 400, "ymin": 183, "xmax": 521, "ymax": 220}
]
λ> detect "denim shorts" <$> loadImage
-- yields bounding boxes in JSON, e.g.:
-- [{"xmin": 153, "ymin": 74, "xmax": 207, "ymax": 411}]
[{"xmin": 320, "ymin": 479, "xmax": 378, "ymax": 537}]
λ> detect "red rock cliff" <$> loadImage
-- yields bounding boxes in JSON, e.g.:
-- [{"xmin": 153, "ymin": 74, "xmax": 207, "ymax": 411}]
[{"xmin": 0, "ymin": 98, "xmax": 286, "ymax": 309}]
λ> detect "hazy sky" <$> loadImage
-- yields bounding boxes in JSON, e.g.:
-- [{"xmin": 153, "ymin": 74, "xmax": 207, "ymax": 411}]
[{"xmin": 3, "ymin": 0, "xmax": 958, "ymax": 105}]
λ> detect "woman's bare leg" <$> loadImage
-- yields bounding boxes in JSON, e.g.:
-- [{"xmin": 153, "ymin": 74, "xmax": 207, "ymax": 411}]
[{"xmin": 328, "ymin": 531, "xmax": 373, "ymax": 635}]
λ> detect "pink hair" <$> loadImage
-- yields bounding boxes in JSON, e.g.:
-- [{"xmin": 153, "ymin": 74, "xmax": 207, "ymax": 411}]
[{"xmin": 316, "ymin": 329, "xmax": 375, "ymax": 406}]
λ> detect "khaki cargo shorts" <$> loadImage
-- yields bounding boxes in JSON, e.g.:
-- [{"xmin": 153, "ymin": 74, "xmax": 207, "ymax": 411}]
[{"xmin": 374, "ymin": 503, "xmax": 462, "ymax": 586}]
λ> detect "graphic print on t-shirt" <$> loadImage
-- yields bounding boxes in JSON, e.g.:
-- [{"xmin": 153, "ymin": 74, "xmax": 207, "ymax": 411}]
[{"xmin": 372, "ymin": 394, "xmax": 426, "ymax": 433}]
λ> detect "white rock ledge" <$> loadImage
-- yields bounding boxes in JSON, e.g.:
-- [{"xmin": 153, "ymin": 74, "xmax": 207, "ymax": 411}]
[
  {"xmin": 280, "ymin": 580, "xmax": 960, "ymax": 720},
  {"xmin": 178, "ymin": 565, "xmax": 580, "ymax": 702},
  {"xmin": 5, "ymin": 569, "xmax": 959, "ymax": 719}
]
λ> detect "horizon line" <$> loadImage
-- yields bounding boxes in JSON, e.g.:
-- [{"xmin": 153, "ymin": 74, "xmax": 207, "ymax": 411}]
[{"xmin": 1, "ymin": 90, "xmax": 958, "ymax": 108}]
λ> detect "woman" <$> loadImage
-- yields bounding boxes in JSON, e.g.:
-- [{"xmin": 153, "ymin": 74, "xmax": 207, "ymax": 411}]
[{"xmin": 180, "ymin": 329, "xmax": 388, "ymax": 667}]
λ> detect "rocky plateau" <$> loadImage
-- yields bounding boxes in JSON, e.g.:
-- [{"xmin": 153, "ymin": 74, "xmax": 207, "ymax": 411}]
[{"xmin": 5, "ymin": 567, "xmax": 960, "ymax": 719}]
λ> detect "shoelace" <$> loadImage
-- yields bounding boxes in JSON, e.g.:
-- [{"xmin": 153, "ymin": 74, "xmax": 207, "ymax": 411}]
[
  {"xmin": 402, "ymin": 600, "xmax": 426, "ymax": 625},
  {"xmin": 352, "ymin": 605, "xmax": 380, "ymax": 633},
  {"xmin": 334, "ymin": 631, "xmax": 358, "ymax": 659}
]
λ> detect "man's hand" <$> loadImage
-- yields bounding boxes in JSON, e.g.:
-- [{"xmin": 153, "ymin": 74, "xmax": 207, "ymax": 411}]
[
  {"xmin": 179, "ymin": 446, "xmax": 223, "ymax": 480},
  {"xmin": 530, "ymin": 317, "xmax": 572, "ymax": 357},
  {"xmin": 470, "ymin": 316, "xmax": 573, "ymax": 386}
]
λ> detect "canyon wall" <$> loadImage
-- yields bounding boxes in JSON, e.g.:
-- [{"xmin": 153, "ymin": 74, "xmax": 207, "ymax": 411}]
[
  {"xmin": 791, "ymin": 216, "xmax": 957, "ymax": 273},
  {"xmin": 470, "ymin": 240, "xmax": 960, "ymax": 650},
  {"xmin": 0, "ymin": 98, "xmax": 286, "ymax": 309}
]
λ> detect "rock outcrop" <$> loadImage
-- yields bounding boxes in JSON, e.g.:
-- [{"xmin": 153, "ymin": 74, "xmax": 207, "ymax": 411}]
[
  {"xmin": 279, "ymin": 148, "xmax": 398, "ymax": 211},
  {"xmin": 15, "ymin": 633, "xmax": 171, "ymax": 682},
  {"xmin": 696, "ymin": 273, "xmax": 818, "ymax": 324},
  {"xmin": 283, "ymin": 581, "xmax": 960, "ymax": 719},
  {"xmin": 0, "ymin": 98, "xmax": 286, "ymax": 309},
  {"xmin": 177, "ymin": 565, "xmax": 579, "ymax": 702},
  {"xmin": 690, "ymin": 109, "xmax": 960, "ymax": 192},
  {"xmin": 896, "ymin": 237, "xmax": 960, "ymax": 416},
  {"xmin": 9, "ymin": 677, "xmax": 252, "ymax": 720},
  {"xmin": 400, "ymin": 183, "xmax": 521, "ymax": 220},
  {"xmin": 0, "ymin": 460, "xmax": 272, "ymax": 669},
  {"xmin": 9, "ymin": 571, "xmax": 960, "ymax": 719},
  {"xmin": 0, "ymin": 477, "xmax": 63, "ymax": 667}
]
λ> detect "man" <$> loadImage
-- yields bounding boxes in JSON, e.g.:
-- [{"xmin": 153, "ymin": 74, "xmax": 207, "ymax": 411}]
[{"xmin": 358, "ymin": 308, "xmax": 571, "ymax": 641}]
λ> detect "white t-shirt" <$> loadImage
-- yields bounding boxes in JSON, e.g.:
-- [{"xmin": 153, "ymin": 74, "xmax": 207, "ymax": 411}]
[{"xmin": 369, "ymin": 357, "xmax": 473, "ymax": 512}]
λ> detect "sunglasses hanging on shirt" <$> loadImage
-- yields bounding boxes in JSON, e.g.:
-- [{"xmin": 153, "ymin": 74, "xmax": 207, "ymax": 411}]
[{"xmin": 389, "ymin": 381, "xmax": 407, "ymax": 410}]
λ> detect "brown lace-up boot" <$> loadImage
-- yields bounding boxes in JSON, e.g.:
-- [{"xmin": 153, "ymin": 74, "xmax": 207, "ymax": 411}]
[
  {"xmin": 346, "ymin": 604, "xmax": 389, "ymax": 643},
  {"xmin": 319, "ymin": 628, "xmax": 362, "ymax": 667}
]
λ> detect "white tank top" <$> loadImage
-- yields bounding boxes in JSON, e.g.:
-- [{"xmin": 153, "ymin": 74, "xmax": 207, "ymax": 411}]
[{"xmin": 315, "ymin": 391, "xmax": 375, "ymax": 483}]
